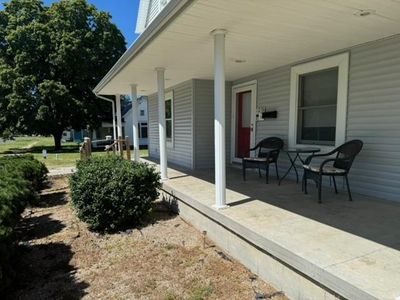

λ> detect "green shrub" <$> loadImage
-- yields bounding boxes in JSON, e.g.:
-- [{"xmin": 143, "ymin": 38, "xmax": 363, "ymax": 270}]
[
  {"xmin": 0, "ymin": 155, "xmax": 48, "ymax": 191},
  {"xmin": 0, "ymin": 155, "xmax": 45, "ymax": 293},
  {"xmin": 70, "ymin": 156, "xmax": 161, "ymax": 232}
]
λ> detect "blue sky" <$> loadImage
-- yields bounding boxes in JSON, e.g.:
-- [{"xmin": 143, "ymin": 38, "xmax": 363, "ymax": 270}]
[{"xmin": 1, "ymin": 0, "xmax": 140, "ymax": 46}]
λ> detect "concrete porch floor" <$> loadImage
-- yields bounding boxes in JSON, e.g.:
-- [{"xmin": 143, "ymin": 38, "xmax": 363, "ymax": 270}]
[{"xmin": 146, "ymin": 159, "xmax": 400, "ymax": 299}]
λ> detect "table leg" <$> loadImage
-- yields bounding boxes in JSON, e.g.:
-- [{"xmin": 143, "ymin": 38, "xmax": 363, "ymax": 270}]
[
  {"xmin": 292, "ymin": 153, "xmax": 299, "ymax": 183},
  {"xmin": 279, "ymin": 152, "xmax": 297, "ymax": 185}
]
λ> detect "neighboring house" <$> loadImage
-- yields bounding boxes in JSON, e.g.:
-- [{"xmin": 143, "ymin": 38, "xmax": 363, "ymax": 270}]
[
  {"xmin": 122, "ymin": 96, "xmax": 149, "ymax": 148},
  {"xmin": 94, "ymin": 1, "xmax": 400, "ymax": 298},
  {"xmin": 61, "ymin": 130, "xmax": 72, "ymax": 142},
  {"xmin": 95, "ymin": 97, "xmax": 149, "ymax": 148}
]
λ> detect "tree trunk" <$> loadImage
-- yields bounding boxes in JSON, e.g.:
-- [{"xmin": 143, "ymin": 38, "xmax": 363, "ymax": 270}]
[{"xmin": 53, "ymin": 130, "xmax": 63, "ymax": 151}]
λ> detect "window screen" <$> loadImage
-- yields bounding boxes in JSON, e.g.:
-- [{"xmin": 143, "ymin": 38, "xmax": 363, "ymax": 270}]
[{"xmin": 297, "ymin": 68, "xmax": 338, "ymax": 145}]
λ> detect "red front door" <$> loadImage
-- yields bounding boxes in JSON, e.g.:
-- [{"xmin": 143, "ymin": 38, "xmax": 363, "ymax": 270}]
[{"xmin": 236, "ymin": 91, "xmax": 252, "ymax": 158}]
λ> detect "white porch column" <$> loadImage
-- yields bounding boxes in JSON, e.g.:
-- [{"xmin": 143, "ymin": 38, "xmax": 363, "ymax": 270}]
[
  {"xmin": 115, "ymin": 94, "xmax": 123, "ymax": 152},
  {"xmin": 156, "ymin": 67, "xmax": 168, "ymax": 180},
  {"xmin": 212, "ymin": 29, "xmax": 227, "ymax": 209},
  {"xmin": 130, "ymin": 84, "xmax": 140, "ymax": 161}
]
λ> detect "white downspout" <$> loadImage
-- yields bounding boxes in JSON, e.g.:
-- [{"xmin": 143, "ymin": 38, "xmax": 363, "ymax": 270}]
[
  {"xmin": 212, "ymin": 29, "xmax": 228, "ymax": 209},
  {"xmin": 94, "ymin": 93, "xmax": 117, "ymax": 140},
  {"xmin": 115, "ymin": 93, "xmax": 123, "ymax": 139}
]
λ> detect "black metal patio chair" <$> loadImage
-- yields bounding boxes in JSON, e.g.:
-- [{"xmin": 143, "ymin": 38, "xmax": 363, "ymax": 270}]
[
  {"xmin": 242, "ymin": 137, "xmax": 284, "ymax": 184},
  {"xmin": 302, "ymin": 139, "xmax": 363, "ymax": 203}
]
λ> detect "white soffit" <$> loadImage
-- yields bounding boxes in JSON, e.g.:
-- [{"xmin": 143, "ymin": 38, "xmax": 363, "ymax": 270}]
[{"xmin": 97, "ymin": 0, "xmax": 400, "ymax": 95}]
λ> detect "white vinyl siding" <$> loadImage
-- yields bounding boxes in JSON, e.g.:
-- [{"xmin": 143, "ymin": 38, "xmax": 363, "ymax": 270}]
[
  {"xmin": 146, "ymin": 0, "xmax": 160, "ymax": 27},
  {"xmin": 148, "ymin": 80, "xmax": 193, "ymax": 169},
  {"xmin": 146, "ymin": 35, "xmax": 400, "ymax": 202},
  {"xmin": 136, "ymin": 0, "xmax": 171, "ymax": 31},
  {"xmin": 192, "ymin": 80, "xmax": 232, "ymax": 169},
  {"xmin": 232, "ymin": 35, "xmax": 400, "ymax": 202},
  {"xmin": 346, "ymin": 36, "xmax": 400, "ymax": 201}
]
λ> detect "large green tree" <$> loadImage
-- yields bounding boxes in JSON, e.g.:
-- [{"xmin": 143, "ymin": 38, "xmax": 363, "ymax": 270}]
[{"xmin": 0, "ymin": 0, "xmax": 126, "ymax": 149}]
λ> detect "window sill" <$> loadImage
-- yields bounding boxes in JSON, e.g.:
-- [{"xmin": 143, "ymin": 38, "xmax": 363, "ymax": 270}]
[{"xmin": 166, "ymin": 140, "xmax": 174, "ymax": 149}]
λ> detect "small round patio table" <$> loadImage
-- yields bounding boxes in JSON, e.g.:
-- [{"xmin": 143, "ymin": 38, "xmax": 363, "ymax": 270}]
[{"xmin": 278, "ymin": 147, "xmax": 320, "ymax": 185}]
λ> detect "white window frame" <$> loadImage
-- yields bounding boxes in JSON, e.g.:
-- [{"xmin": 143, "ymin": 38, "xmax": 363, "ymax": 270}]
[
  {"xmin": 139, "ymin": 122, "xmax": 148, "ymax": 139},
  {"xmin": 165, "ymin": 91, "xmax": 174, "ymax": 148},
  {"xmin": 288, "ymin": 53, "xmax": 349, "ymax": 151}
]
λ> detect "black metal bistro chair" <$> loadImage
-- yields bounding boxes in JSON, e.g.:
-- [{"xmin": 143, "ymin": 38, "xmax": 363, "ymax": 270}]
[
  {"xmin": 242, "ymin": 137, "xmax": 284, "ymax": 184},
  {"xmin": 302, "ymin": 140, "xmax": 363, "ymax": 203}
]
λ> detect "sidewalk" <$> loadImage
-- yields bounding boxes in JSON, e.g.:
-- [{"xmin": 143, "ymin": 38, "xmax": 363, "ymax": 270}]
[{"xmin": 48, "ymin": 167, "xmax": 76, "ymax": 177}]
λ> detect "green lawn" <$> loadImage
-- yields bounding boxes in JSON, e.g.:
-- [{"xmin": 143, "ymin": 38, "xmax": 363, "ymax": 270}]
[{"xmin": 0, "ymin": 136, "xmax": 148, "ymax": 169}]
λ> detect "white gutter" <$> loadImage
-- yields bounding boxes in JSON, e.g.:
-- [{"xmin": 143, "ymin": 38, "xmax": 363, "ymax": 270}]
[
  {"xmin": 94, "ymin": 93, "xmax": 117, "ymax": 140},
  {"xmin": 93, "ymin": 0, "xmax": 194, "ymax": 95}
]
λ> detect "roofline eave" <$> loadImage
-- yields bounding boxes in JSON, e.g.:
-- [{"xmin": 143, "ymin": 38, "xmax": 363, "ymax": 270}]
[{"xmin": 93, "ymin": 0, "xmax": 195, "ymax": 95}]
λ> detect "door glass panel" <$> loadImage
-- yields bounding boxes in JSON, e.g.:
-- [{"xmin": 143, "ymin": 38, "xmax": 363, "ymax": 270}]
[
  {"xmin": 235, "ymin": 94, "xmax": 241, "ymax": 157},
  {"xmin": 235, "ymin": 91, "xmax": 252, "ymax": 158},
  {"xmin": 241, "ymin": 92, "xmax": 251, "ymax": 127}
]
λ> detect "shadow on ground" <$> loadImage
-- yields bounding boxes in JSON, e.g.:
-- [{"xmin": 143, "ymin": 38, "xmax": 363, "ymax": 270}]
[
  {"xmin": 5, "ymin": 213, "xmax": 89, "ymax": 300},
  {"xmin": 17, "ymin": 213, "xmax": 66, "ymax": 241},
  {"xmin": 37, "ymin": 192, "xmax": 69, "ymax": 208}
]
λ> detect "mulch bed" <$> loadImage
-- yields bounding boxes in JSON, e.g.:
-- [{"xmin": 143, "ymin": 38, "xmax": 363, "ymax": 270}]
[{"xmin": 6, "ymin": 176, "xmax": 287, "ymax": 300}]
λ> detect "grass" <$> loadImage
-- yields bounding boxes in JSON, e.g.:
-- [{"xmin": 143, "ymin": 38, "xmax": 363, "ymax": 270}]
[
  {"xmin": 0, "ymin": 136, "xmax": 148, "ymax": 169},
  {"xmin": 188, "ymin": 284, "xmax": 214, "ymax": 300}
]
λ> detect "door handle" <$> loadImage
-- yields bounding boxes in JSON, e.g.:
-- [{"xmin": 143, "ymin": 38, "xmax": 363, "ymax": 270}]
[{"xmin": 250, "ymin": 123, "xmax": 254, "ymax": 132}]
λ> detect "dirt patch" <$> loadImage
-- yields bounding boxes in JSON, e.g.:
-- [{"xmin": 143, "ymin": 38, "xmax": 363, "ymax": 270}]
[{"xmin": 8, "ymin": 177, "xmax": 287, "ymax": 300}]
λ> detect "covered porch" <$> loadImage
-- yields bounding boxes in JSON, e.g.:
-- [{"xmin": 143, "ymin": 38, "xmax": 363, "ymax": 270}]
[
  {"xmin": 152, "ymin": 160, "xmax": 400, "ymax": 299},
  {"xmin": 93, "ymin": 0, "xmax": 400, "ymax": 298}
]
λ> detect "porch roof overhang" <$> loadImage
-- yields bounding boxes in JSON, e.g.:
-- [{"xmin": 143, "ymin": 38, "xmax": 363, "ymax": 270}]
[{"xmin": 94, "ymin": 0, "xmax": 400, "ymax": 96}]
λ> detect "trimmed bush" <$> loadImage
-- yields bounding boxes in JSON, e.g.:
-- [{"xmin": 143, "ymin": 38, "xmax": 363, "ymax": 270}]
[
  {"xmin": 0, "ymin": 155, "xmax": 46, "ymax": 292},
  {"xmin": 0, "ymin": 155, "xmax": 48, "ymax": 191},
  {"xmin": 70, "ymin": 156, "xmax": 161, "ymax": 232}
]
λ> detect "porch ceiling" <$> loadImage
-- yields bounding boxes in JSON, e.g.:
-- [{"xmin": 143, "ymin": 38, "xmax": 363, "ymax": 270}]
[{"xmin": 95, "ymin": 0, "xmax": 400, "ymax": 96}]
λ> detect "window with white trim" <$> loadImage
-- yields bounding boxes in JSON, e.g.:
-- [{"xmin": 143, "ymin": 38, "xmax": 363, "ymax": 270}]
[
  {"xmin": 139, "ymin": 122, "xmax": 148, "ymax": 139},
  {"xmin": 165, "ymin": 91, "xmax": 173, "ymax": 147},
  {"xmin": 289, "ymin": 53, "xmax": 349, "ymax": 149}
]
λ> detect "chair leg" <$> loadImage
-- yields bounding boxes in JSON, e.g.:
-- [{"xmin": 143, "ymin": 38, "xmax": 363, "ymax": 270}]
[
  {"xmin": 345, "ymin": 175, "xmax": 353, "ymax": 201},
  {"xmin": 258, "ymin": 167, "xmax": 262, "ymax": 178},
  {"xmin": 318, "ymin": 175, "xmax": 322, "ymax": 203},
  {"xmin": 265, "ymin": 163, "xmax": 269, "ymax": 184},
  {"xmin": 304, "ymin": 172, "xmax": 308, "ymax": 194},
  {"xmin": 242, "ymin": 162, "xmax": 246, "ymax": 181},
  {"xmin": 332, "ymin": 176, "xmax": 338, "ymax": 194},
  {"xmin": 275, "ymin": 163, "xmax": 279, "ymax": 181}
]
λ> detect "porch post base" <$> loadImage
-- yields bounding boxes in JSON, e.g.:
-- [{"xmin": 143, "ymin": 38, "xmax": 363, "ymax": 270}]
[{"xmin": 212, "ymin": 204, "xmax": 229, "ymax": 210}]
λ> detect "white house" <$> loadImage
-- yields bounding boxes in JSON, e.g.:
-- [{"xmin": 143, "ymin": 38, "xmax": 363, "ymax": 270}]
[
  {"xmin": 95, "ymin": 97, "xmax": 148, "ymax": 148},
  {"xmin": 94, "ymin": 1, "xmax": 400, "ymax": 299},
  {"xmin": 122, "ymin": 96, "xmax": 149, "ymax": 147}
]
